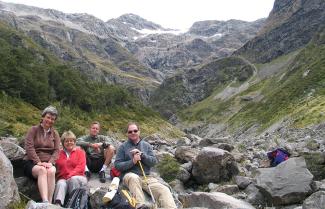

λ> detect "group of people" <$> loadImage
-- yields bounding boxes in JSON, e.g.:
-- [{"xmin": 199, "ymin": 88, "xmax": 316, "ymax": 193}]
[{"xmin": 23, "ymin": 105, "xmax": 177, "ymax": 209}]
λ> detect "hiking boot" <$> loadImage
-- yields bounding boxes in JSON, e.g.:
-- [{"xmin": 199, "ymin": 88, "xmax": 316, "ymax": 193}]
[
  {"xmin": 99, "ymin": 171, "xmax": 106, "ymax": 183},
  {"xmin": 85, "ymin": 171, "xmax": 91, "ymax": 180}
]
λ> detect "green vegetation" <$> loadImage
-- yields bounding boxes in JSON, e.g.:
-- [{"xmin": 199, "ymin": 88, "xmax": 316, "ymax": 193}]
[
  {"xmin": 156, "ymin": 154, "xmax": 180, "ymax": 182},
  {"xmin": 150, "ymin": 57, "xmax": 255, "ymax": 117},
  {"xmin": 302, "ymin": 152, "xmax": 325, "ymax": 180},
  {"xmin": 179, "ymin": 28, "xmax": 325, "ymax": 133},
  {"xmin": 0, "ymin": 21, "xmax": 183, "ymax": 139}
]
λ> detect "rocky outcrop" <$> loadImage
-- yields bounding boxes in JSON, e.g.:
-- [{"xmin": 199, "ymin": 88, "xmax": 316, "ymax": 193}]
[
  {"xmin": 235, "ymin": 0, "xmax": 325, "ymax": 63},
  {"xmin": 255, "ymin": 157, "xmax": 313, "ymax": 206},
  {"xmin": 192, "ymin": 147, "xmax": 239, "ymax": 184},
  {"xmin": 149, "ymin": 56, "xmax": 255, "ymax": 118},
  {"xmin": 0, "ymin": 147, "xmax": 20, "ymax": 208},
  {"xmin": 179, "ymin": 192, "xmax": 255, "ymax": 209}
]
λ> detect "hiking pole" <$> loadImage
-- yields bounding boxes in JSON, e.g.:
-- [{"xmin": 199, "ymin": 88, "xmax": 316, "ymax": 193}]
[{"xmin": 138, "ymin": 161, "xmax": 156, "ymax": 205}]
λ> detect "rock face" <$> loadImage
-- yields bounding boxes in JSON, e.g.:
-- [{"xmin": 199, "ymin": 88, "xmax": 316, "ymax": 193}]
[
  {"xmin": 192, "ymin": 147, "xmax": 239, "ymax": 184},
  {"xmin": 235, "ymin": 0, "xmax": 325, "ymax": 63},
  {"xmin": 179, "ymin": 192, "xmax": 255, "ymax": 209},
  {"xmin": 149, "ymin": 56, "xmax": 255, "ymax": 118},
  {"xmin": 255, "ymin": 157, "xmax": 313, "ymax": 206},
  {"xmin": 0, "ymin": 148, "xmax": 20, "ymax": 208}
]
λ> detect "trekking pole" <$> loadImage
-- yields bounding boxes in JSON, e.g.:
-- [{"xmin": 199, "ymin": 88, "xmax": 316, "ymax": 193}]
[{"xmin": 138, "ymin": 161, "xmax": 156, "ymax": 205}]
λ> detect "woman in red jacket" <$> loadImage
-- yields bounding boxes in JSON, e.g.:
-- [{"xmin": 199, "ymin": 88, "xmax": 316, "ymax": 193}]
[{"xmin": 53, "ymin": 130, "xmax": 87, "ymax": 206}]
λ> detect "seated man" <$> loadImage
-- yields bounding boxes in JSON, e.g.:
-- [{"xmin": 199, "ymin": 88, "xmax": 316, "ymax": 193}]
[
  {"xmin": 115, "ymin": 122, "xmax": 177, "ymax": 209},
  {"xmin": 77, "ymin": 121, "xmax": 115, "ymax": 183}
]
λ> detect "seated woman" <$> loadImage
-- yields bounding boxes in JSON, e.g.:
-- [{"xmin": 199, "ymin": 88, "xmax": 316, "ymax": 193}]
[
  {"xmin": 53, "ymin": 130, "xmax": 87, "ymax": 206},
  {"xmin": 23, "ymin": 106, "xmax": 60, "ymax": 203}
]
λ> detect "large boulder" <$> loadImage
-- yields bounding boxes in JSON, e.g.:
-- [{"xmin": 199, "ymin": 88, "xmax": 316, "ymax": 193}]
[
  {"xmin": 302, "ymin": 191, "xmax": 325, "ymax": 209},
  {"xmin": 255, "ymin": 157, "xmax": 313, "ymax": 206},
  {"xmin": 175, "ymin": 146, "xmax": 199, "ymax": 163},
  {"xmin": 15, "ymin": 176, "xmax": 41, "ymax": 201},
  {"xmin": 0, "ymin": 147, "xmax": 20, "ymax": 208},
  {"xmin": 0, "ymin": 140, "xmax": 26, "ymax": 177},
  {"xmin": 179, "ymin": 192, "xmax": 255, "ymax": 209},
  {"xmin": 192, "ymin": 147, "xmax": 239, "ymax": 184},
  {"xmin": 0, "ymin": 140, "xmax": 25, "ymax": 160}
]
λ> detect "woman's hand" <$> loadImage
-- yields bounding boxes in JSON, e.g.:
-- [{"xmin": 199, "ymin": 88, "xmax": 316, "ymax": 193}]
[{"xmin": 37, "ymin": 162, "xmax": 53, "ymax": 168}]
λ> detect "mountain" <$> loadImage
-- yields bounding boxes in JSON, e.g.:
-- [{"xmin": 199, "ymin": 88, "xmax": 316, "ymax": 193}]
[
  {"xmin": 151, "ymin": 0, "xmax": 325, "ymax": 138},
  {"xmin": 234, "ymin": 0, "xmax": 325, "ymax": 63},
  {"xmin": 127, "ymin": 19, "xmax": 264, "ymax": 75},
  {"xmin": 0, "ymin": 1, "xmax": 163, "ymax": 103},
  {"xmin": 0, "ymin": 20, "xmax": 182, "ymax": 138}
]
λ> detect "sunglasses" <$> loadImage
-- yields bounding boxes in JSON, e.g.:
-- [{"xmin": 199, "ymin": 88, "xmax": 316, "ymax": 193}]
[{"xmin": 128, "ymin": 129, "xmax": 138, "ymax": 134}]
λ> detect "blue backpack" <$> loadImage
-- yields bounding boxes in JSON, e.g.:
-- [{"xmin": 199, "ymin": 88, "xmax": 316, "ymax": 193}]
[{"xmin": 267, "ymin": 148, "xmax": 290, "ymax": 167}]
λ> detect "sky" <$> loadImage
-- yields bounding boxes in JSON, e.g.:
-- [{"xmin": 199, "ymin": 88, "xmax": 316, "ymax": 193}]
[{"xmin": 2, "ymin": 0, "xmax": 275, "ymax": 30}]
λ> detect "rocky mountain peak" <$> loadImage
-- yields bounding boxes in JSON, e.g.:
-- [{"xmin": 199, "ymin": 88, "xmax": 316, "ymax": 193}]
[{"xmin": 113, "ymin": 13, "xmax": 163, "ymax": 30}]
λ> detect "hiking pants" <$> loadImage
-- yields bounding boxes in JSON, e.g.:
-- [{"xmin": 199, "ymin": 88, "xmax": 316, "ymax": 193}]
[
  {"xmin": 54, "ymin": 175, "xmax": 87, "ymax": 205},
  {"xmin": 123, "ymin": 172, "xmax": 177, "ymax": 209}
]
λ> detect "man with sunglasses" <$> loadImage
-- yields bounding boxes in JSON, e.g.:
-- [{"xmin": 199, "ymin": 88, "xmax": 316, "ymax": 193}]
[
  {"xmin": 115, "ymin": 122, "xmax": 177, "ymax": 209},
  {"xmin": 77, "ymin": 121, "xmax": 115, "ymax": 183}
]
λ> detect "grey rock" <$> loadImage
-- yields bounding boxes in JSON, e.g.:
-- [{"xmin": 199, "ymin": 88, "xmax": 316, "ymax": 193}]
[
  {"xmin": 175, "ymin": 146, "xmax": 199, "ymax": 163},
  {"xmin": 302, "ymin": 191, "xmax": 325, "ymax": 209},
  {"xmin": 0, "ymin": 148, "xmax": 20, "ymax": 208},
  {"xmin": 244, "ymin": 183, "xmax": 265, "ymax": 206},
  {"xmin": 255, "ymin": 157, "xmax": 313, "ymax": 206},
  {"xmin": 192, "ymin": 147, "xmax": 239, "ymax": 184},
  {"xmin": 179, "ymin": 192, "xmax": 255, "ymax": 209},
  {"xmin": 177, "ymin": 167, "xmax": 191, "ymax": 183},
  {"xmin": 214, "ymin": 185, "xmax": 239, "ymax": 195},
  {"xmin": 25, "ymin": 200, "xmax": 62, "ymax": 209},
  {"xmin": 15, "ymin": 176, "xmax": 41, "ymax": 201},
  {"xmin": 0, "ymin": 140, "xmax": 25, "ymax": 160},
  {"xmin": 235, "ymin": 176, "xmax": 253, "ymax": 190},
  {"xmin": 180, "ymin": 161, "xmax": 193, "ymax": 172}
]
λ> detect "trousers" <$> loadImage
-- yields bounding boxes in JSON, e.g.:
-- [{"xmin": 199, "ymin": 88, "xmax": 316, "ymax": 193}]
[{"xmin": 123, "ymin": 172, "xmax": 177, "ymax": 209}]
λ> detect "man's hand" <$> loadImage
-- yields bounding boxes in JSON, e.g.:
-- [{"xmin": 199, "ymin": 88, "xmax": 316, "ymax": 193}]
[
  {"xmin": 130, "ymin": 149, "xmax": 142, "ymax": 164},
  {"xmin": 91, "ymin": 143, "xmax": 101, "ymax": 153}
]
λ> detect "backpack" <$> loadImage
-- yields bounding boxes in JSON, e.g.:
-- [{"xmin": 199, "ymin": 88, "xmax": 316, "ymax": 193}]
[
  {"xmin": 267, "ymin": 148, "xmax": 290, "ymax": 167},
  {"xmin": 101, "ymin": 190, "xmax": 136, "ymax": 209},
  {"xmin": 65, "ymin": 187, "xmax": 90, "ymax": 209}
]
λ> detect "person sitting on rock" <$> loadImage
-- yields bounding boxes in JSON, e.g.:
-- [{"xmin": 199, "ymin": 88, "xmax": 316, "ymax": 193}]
[
  {"xmin": 23, "ymin": 105, "xmax": 60, "ymax": 203},
  {"xmin": 77, "ymin": 121, "xmax": 115, "ymax": 183},
  {"xmin": 53, "ymin": 130, "xmax": 87, "ymax": 206},
  {"xmin": 115, "ymin": 122, "xmax": 177, "ymax": 209}
]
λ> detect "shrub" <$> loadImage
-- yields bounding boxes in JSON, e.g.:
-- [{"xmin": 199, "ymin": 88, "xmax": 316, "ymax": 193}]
[{"xmin": 156, "ymin": 154, "xmax": 180, "ymax": 182}]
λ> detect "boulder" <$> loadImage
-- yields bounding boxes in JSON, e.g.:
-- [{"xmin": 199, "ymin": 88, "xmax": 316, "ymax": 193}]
[
  {"xmin": 175, "ymin": 146, "xmax": 199, "ymax": 163},
  {"xmin": 0, "ymin": 148, "xmax": 20, "ymax": 208},
  {"xmin": 25, "ymin": 200, "xmax": 62, "ymax": 209},
  {"xmin": 0, "ymin": 140, "xmax": 25, "ymax": 160},
  {"xmin": 255, "ymin": 157, "xmax": 313, "ymax": 206},
  {"xmin": 15, "ymin": 176, "xmax": 40, "ymax": 201},
  {"xmin": 192, "ymin": 147, "xmax": 239, "ymax": 184},
  {"xmin": 177, "ymin": 167, "xmax": 191, "ymax": 183},
  {"xmin": 179, "ymin": 192, "xmax": 255, "ymax": 209},
  {"xmin": 234, "ymin": 176, "xmax": 253, "ymax": 190},
  {"xmin": 302, "ymin": 191, "xmax": 325, "ymax": 209},
  {"xmin": 244, "ymin": 184, "xmax": 265, "ymax": 206},
  {"xmin": 214, "ymin": 185, "xmax": 239, "ymax": 195},
  {"xmin": 0, "ymin": 141, "xmax": 26, "ymax": 177}
]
